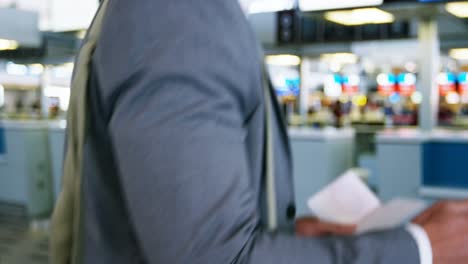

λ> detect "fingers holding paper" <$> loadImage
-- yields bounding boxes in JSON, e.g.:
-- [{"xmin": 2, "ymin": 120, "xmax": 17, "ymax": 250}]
[{"xmin": 295, "ymin": 217, "xmax": 356, "ymax": 237}]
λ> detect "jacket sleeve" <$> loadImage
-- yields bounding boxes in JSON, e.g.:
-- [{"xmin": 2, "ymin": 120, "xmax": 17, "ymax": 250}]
[{"xmin": 104, "ymin": 59, "xmax": 420, "ymax": 264}]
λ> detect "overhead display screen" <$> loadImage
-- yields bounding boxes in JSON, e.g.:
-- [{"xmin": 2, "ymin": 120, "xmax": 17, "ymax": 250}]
[{"xmin": 299, "ymin": 0, "xmax": 384, "ymax": 11}]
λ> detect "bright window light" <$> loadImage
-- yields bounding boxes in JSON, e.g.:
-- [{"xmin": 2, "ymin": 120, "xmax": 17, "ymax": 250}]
[
  {"xmin": 247, "ymin": 0, "xmax": 295, "ymax": 14},
  {"xmin": 324, "ymin": 8, "xmax": 394, "ymax": 26},
  {"xmin": 52, "ymin": 63, "xmax": 74, "ymax": 79},
  {"xmin": 44, "ymin": 86, "xmax": 71, "ymax": 111},
  {"xmin": 29, "ymin": 64, "xmax": 44, "ymax": 75},
  {"xmin": 0, "ymin": 39, "xmax": 19, "ymax": 51},
  {"xmin": 0, "ymin": 84, "xmax": 4, "ymax": 107},
  {"xmin": 446, "ymin": 2, "xmax": 468, "ymax": 18},
  {"xmin": 449, "ymin": 48, "xmax": 468, "ymax": 60},
  {"xmin": 49, "ymin": 0, "xmax": 98, "ymax": 31},
  {"xmin": 6, "ymin": 62, "xmax": 28, "ymax": 76},
  {"xmin": 299, "ymin": 0, "xmax": 383, "ymax": 12},
  {"xmin": 265, "ymin": 55, "xmax": 301, "ymax": 66}
]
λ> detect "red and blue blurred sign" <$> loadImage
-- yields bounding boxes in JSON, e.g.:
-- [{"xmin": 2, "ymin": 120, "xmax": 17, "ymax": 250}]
[
  {"xmin": 275, "ymin": 78, "xmax": 300, "ymax": 97},
  {"xmin": 438, "ymin": 72, "xmax": 457, "ymax": 96},
  {"xmin": 377, "ymin": 73, "xmax": 397, "ymax": 96},
  {"xmin": 397, "ymin": 73, "xmax": 417, "ymax": 96},
  {"xmin": 458, "ymin": 72, "xmax": 468, "ymax": 95},
  {"xmin": 342, "ymin": 75, "xmax": 360, "ymax": 95}
]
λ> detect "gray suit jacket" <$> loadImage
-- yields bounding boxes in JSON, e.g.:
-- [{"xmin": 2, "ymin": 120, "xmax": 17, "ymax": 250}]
[{"xmin": 81, "ymin": 0, "xmax": 420, "ymax": 263}]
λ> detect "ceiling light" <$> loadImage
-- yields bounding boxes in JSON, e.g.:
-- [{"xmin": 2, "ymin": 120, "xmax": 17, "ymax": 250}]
[
  {"xmin": 446, "ymin": 2, "xmax": 468, "ymax": 18},
  {"xmin": 320, "ymin": 53, "xmax": 359, "ymax": 64},
  {"xmin": 449, "ymin": 48, "xmax": 468, "ymax": 60},
  {"xmin": 265, "ymin": 55, "xmax": 301, "ymax": 66},
  {"xmin": 0, "ymin": 39, "xmax": 19, "ymax": 51},
  {"xmin": 248, "ymin": 0, "xmax": 295, "ymax": 14},
  {"xmin": 324, "ymin": 8, "xmax": 394, "ymax": 26},
  {"xmin": 299, "ymin": 0, "xmax": 383, "ymax": 12}
]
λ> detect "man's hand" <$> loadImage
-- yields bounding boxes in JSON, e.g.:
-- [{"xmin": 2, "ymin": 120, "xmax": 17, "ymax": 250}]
[
  {"xmin": 413, "ymin": 200, "xmax": 468, "ymax": 264},
  {"xmin": 295, "ymin": 217, "xmax": 356, "ymax": 237}
]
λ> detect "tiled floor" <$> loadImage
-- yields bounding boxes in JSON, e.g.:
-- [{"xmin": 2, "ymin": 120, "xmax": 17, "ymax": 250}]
[{"xmin": 0, "ymin": 203, "xmax": 49, "ymax": 264}]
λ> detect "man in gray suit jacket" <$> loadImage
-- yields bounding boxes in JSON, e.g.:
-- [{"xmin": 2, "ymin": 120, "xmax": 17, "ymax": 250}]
[{"xmin": 52, "ymin": 0, "xmax": 468, "ymax": 263}]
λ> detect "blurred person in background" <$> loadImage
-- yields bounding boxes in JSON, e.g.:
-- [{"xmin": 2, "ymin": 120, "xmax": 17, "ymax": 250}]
[{"xmin": 51, "ymin": 0, "xmax": 468, "ymax": 263}]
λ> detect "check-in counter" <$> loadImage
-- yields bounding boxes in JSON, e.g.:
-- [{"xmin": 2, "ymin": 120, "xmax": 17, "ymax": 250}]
[
  {"xmin": 49, "ymin": 120, "xmax": 67, "ymax": 201},
  {"xmin": 377, "ymin": 129, "xmax": 468, "ymax": 201},
  {"xmin": 0, "ymin": 120, "xmax": 54, "ymax": 218},
  {"xmin": 1, "ymin": 121, "xmax": 356, "ymax": 218},
  {"xmin": 48, "ymin": 121, "xmax": 66, "ymax": 201},
  {"xmin": 289, "ymin": 127, "xmax": 355, "ymax": 216}
]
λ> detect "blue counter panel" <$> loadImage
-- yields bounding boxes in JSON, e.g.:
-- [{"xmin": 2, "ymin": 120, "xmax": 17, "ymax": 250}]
[
  {"xmin": 423, "ymin": 142, "xmax": 468, "ymax": 189},
  {"xmin": 0, "ymin": 127, "xmax": 5, "ymax": 157}
]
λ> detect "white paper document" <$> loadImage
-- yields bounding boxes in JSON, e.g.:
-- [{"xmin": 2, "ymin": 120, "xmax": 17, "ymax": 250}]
[{"xmin": 307, "ymin": 171, "xmax": 428, "ymax": 234}]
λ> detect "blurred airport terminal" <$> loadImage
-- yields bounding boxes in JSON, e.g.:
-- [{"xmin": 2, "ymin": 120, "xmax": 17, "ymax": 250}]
[{"xmin": 1, "ymin": 0, "xmax": 468, "ymax": 262}]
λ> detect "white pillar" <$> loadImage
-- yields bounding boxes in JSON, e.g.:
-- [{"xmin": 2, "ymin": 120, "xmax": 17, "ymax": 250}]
[
  {"xmin": 40, "ymin": 67, "xmax": 51, "ymax": 119},
  {"xmin": 300, "ymin": 59, "xmax": 310, "ymax": 120},
  {"xmin": 418, "ymin": 18, "xmax": 440, "ymax": 132}
]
